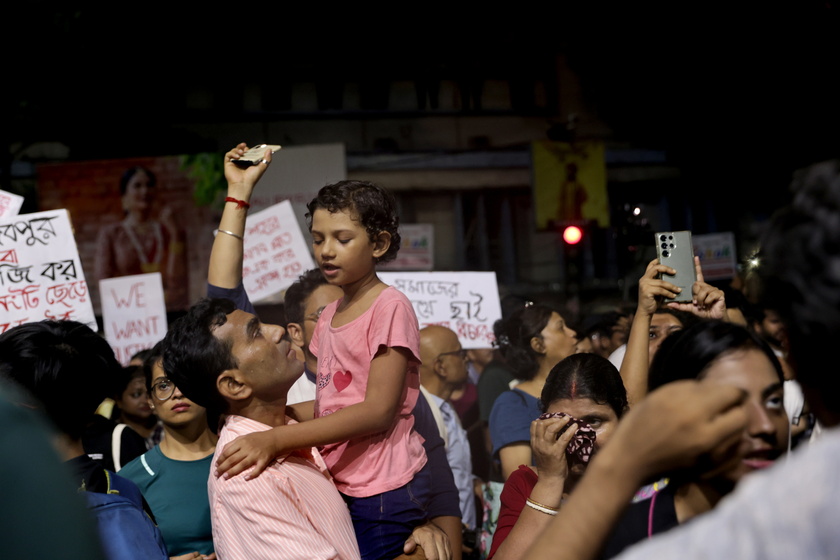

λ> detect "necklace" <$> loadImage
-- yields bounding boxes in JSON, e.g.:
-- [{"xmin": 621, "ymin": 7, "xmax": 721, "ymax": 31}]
[{"xmin": 122, "ymin": 221, "xmax": 164, "ymax": 273}]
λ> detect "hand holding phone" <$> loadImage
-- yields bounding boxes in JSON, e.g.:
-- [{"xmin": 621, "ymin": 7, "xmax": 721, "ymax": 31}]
[
  {"xmin": 655, "ymin": 231, "xmax": 697, "ymax": 303},
  {"xmin": 232, "ymin": 144, "xmax": 282, "ymax": 167}
]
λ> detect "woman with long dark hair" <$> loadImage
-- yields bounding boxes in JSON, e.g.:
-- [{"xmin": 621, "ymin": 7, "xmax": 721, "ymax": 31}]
[{"xmin": 488, "ymin": 303, "xmax": 578, "ymax": 480}]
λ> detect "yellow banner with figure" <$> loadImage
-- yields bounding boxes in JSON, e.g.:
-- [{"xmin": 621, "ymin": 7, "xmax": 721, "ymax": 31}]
[{"xmin": 532, "ymin": 141, "xmax": 609, "ymax": 231}]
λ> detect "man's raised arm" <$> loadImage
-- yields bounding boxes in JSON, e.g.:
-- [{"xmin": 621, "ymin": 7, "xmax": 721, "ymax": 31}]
[{"xmin": 208, "ymin": 143, "xmax": 272, "ymax": 289}]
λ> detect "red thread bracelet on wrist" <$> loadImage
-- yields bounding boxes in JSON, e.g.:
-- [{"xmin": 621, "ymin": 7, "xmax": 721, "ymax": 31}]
[{"xmin": 225, "ymin": 196, "xmax": 251, "ymax": 210}]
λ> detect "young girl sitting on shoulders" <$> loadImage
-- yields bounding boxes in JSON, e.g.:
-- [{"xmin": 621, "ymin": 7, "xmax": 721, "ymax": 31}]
[{"xmin": 217, "ymin": 180, "xmax": 429, "ymax": 560}]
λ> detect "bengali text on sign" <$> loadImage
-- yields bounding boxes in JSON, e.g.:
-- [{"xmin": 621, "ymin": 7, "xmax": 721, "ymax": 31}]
[
  {"xmin": 0, "ymin": 209, "xmax": 95, "ymax": 333},
  {"xmin": 379, "ymin": 271, "xmax": 502, "ymax": 349}
]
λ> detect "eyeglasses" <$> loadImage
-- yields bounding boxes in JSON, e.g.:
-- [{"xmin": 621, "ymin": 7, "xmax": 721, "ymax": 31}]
[
  {"xmin": 304, "ymin": 306, "xmax": 327, "ymax": 323},
  {"xmin": 151, "ymin": 378, "xmax": 176, "ymax": 402},
  {"xmin": 436, "ymin": 349, "xmax": 469, "ymax": 362}
]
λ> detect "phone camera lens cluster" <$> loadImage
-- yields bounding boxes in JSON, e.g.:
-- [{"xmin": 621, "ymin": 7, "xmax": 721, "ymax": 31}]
[{"xmin": 658, "ymin": 233, "xmax": 676, "ymax": 258}]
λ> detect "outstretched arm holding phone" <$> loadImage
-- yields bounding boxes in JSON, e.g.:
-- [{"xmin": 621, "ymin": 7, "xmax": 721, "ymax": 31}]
[
  {"xmin": 621, "ymin": 256, "xmax": 728, "ymax": 406},
  {"xmin": 208, "ymin": 143, "xmax": 273, "ymax": 290}
]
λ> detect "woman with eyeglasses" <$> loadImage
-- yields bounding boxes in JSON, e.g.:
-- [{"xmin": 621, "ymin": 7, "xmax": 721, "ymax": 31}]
[{"xmin": 119, "ymin": 341, "xmax": 218, "ymax": 560}]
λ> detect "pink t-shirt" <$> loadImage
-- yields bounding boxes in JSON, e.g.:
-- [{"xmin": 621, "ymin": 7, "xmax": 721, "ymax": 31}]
[{"xmin": 310, "ymin": 286, "xmax": 427, "ymax": 497}]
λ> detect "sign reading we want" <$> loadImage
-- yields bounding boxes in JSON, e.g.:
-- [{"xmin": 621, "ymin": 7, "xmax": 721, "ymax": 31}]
[
  {"xmin": 0, "ymin": 209, "xmax": 96, "ymax": 333},
  {"xmin": 100, "ymin": 273, "xmax": 167, "ymax": 365}
]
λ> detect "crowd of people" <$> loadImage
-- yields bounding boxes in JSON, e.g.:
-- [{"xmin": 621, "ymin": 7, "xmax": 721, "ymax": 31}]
[{"xmin": 1, "ymin": 143, "xmax": 837, "ymax": 560}]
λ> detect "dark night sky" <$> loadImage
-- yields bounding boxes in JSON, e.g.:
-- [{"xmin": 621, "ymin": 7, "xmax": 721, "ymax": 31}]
[{"xmin": 6, "ymin": 2, "xmax": 840, "ymax": 214}]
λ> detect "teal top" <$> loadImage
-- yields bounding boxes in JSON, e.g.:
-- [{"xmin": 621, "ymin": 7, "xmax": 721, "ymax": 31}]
[{"xmin": 120, "ymin": 445, "xmax": 214, "ymax": 556}]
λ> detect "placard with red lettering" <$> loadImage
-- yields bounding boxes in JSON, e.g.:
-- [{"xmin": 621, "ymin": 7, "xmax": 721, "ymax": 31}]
[
  {"xmin": 240, "ymin": 200, "xmax": 316, "ymax": 303},
  {"xmin": 379, "ymin": 271, "xmax": 502, "ymax": 349},
  {"xmin": 100, "ymin": 273, "xmax": 168, "ymax": 365},
  {"xmin": 0, "ymin": 209, "xmax": 96, "ymax": 333},
  {"xmin": 0, "ymin": 189, "xmax": 24, "ymax": 220}
]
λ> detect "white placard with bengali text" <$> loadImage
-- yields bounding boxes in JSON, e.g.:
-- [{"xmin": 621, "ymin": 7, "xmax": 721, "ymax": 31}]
[
  {"xmin": 379, "ymin": 271, "xmax": 502, "ymax": 349},
  {"xmin": 241, "ymin": 200, "xmax": 317, "ymax": 303},
  {"xmin": 0, "ymin": 209, "xmax": 96, "ymax": 333},
  {"xmin": 0, "ymin": 190, "xmax": 24, "ymax": 220},
  {"xmin": 100, "ymin": 273, "xmax": 168, "ymax": 366}
]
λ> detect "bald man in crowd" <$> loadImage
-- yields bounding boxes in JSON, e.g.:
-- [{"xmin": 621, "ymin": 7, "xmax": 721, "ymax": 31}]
[{"xmin": 419, "ymin": 326, "xmax": 478, "ymax": 542}]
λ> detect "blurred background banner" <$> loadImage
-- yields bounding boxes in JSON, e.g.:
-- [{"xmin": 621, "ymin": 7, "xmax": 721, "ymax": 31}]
[
  {"xmin": 379, "ymin": 224, "xmax": 434, "ymax": 271},
  {"xmin": 34, "ymin": 143, "xmax": 346, "ymax": 316},
  {"xmin": 532, "ymin": 141, "xmax": 609, "ymax": 231},
  {"xmin": 693, "ymin": 232, "xmax": 738, "ymax": 281},
  {"xmin": 37, "ymin": 155, "xmax": 213, "ymax": 315}
]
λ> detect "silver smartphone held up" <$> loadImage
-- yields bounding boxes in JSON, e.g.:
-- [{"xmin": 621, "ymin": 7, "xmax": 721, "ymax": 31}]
[
  {"xmin": 655, "ymin": 230, "xmax": 696, "ymax": 303},
  {"xmin": 233, "ymin": 144, "xmax": 282, "ymax": 167}
]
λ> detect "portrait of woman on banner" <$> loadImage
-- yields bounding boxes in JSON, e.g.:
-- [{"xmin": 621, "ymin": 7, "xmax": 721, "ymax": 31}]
[{"xmin": 94, "ymin": 166, "xmax": 188, "ymax": 310}]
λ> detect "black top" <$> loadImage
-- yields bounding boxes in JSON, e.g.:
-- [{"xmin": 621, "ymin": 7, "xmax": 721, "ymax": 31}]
[
  {"xmin": 66, "ymin": 454, "xmax": 111, "ymax": 494},
  {"xmin": 82, "ymin": 414, "xmax": 148, "ymax": 472},
  {"xmin": 601, "ymin": 481, "xmax": 680, "ymax": 559}
]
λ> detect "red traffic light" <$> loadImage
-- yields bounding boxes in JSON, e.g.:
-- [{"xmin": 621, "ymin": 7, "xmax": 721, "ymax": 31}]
[{"xmin": 562, "ymin": 225, "xmax": 583, "ymax": 245}]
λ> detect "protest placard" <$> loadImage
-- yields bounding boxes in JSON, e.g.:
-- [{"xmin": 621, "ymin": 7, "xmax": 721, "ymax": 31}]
[
  {"xmin": 379, "ymin": 271, "xmax": 502, "ymax": 348},
  {"xmin": 379, "ymin": 224, "xmax": 434, "ymax": 271},
  {"xmin": 0, "ymin": 190, "xmax": 24, "ymax": 220},
  {"xmin": 0, "ymin": 209, "xmax": 96, "ymax": 333},
  {"xmin": 100, "ymin": 273, "xmax": 168, "ymax": 365},
  {"xmin": 239, "ymin": 200, "xmax": 316, "ymax": 303},
  {"xmin": 694, "ymin": 232, "xmax": 738, "ymax": 281}
]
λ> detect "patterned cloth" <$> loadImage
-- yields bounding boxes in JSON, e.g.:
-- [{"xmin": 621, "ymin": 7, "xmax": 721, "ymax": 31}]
[
  {"xmin": 537, "ymin": 412, "xmax": 596, "ymax": 465},
  {"xmin": 480, "ymin": 480, "xmax": 504, "ymax": 559}
]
